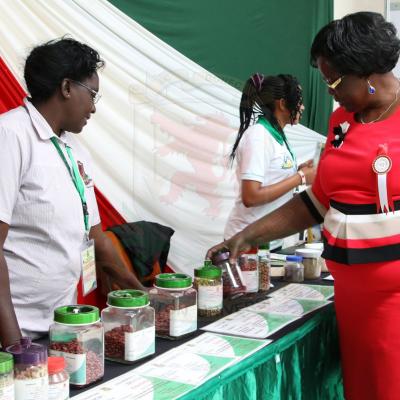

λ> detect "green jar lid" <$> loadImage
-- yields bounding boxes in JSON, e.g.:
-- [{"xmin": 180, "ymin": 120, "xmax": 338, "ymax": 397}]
[
  {"xmin": 0, "ymin": 352, "xmax": 13, "ymax": 374},
  {"xmin": 107, "ymin": 290, "xmax": 149, "ymax": 308},
  {"xmin": 54, "ymin": 305, "xmax": 100, "ymax": 325},
  {"xmin": 155, "ymin": 273, "xmax": 192, "ymax": 289},
  {"xmin": 194, "ymin": 263, "xmax": 222, "ymax": 279}
]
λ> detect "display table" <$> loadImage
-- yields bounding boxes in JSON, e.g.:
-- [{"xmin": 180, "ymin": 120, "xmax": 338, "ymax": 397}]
[{"xmin": 69, "ymin": 278, "xmax": 343, "ymax": 399}]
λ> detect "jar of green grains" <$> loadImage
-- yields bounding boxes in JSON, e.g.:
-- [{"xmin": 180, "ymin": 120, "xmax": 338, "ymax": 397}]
[{"xmin": 194, "ymin": 261, "xmax": 223, "ymax": 317}]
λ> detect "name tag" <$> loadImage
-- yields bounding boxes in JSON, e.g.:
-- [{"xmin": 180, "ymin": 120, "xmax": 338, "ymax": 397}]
[{"xmin": 80, "ymin": 239, "xmax": 97, "ymax": 296}]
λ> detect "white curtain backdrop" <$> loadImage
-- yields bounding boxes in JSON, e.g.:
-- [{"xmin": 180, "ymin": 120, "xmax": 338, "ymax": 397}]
[{"xmin": 0, "ymin": 0, "xmax": 326, "ymax": 275}]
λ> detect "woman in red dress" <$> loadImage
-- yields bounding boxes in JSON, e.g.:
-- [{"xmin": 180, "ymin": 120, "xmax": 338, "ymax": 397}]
[{"xmin": 208, "ymin": 12, "xmax": 400, "ymax": 400}]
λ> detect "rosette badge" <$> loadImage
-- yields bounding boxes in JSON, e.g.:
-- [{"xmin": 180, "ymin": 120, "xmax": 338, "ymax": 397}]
[{"xmin": 331, "ymin": 121, "xmax": 350, "ymax": 148}]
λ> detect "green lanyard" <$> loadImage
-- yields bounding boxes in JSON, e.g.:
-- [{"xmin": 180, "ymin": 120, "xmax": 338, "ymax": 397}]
[
  {"xmin": 257, "ymin": 117, "xmax": 296, "ymax": 166},
  {"xmin": 50, "ymin": 137, "xmax": 90, "ymax": 234}
]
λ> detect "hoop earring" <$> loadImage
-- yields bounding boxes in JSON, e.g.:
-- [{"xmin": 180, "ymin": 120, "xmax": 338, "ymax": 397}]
[{"xmin": 367, "ymin": 79, "xmax": 376, "ymax": 94}]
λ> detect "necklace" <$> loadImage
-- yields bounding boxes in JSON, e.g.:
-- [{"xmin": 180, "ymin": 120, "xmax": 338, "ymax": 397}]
[{"xmin": 360, "ymin": 79, "xmax": 400, "ymax": 124}]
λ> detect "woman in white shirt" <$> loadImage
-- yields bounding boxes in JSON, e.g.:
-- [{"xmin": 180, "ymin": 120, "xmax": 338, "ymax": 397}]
[{"xmin": 224, "ymin": 73, "xmax": 315, "ymax": 250}]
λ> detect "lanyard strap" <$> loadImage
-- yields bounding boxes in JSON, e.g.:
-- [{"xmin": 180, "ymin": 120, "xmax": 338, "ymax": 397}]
[
  {"xmin": 50, "ymin": 137, "xmax": 90, "ymax": 233},
  {"xmin": 257, "ymin": 117, "xmax": 296, "ymax": 165}
]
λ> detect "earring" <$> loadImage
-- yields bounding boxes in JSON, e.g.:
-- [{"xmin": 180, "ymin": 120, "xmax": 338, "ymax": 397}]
[{"xmin": 367, "ymin": 79, "xmax": 376, "ymax": 94}]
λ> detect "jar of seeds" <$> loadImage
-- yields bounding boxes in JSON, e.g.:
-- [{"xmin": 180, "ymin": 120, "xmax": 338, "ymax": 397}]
[
  {"xmin": 6, "ymin": 337, "xmax": 48, "ymax": 400},
  {"xmin": 194, "ymin": 261, "xmax": 223, "ymax": 317},
  {"xmin": 0, "ymin": 352, "xmax": 14, "ymax": 400},
  {"xmin": 258, "ymin": 244, "xmax": 271, "ymax": 291}
]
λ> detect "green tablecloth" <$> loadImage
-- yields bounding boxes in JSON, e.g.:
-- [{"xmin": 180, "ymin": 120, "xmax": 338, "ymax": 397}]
[{"xmin": 183, "ymin": 304, "xmax": 344, "ymax": 400}]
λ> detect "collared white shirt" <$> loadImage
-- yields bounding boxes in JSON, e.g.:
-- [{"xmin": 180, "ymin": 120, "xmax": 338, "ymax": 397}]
[
  {"xmin": 224, "ymin": 123, "xmax": 296, "ymax": 249},
  {"xmin": 0, "ymin": 99, "xmax": 100, "ymax": 337}
]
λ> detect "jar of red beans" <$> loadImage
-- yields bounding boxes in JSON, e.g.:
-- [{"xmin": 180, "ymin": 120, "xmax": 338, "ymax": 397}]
[
  {"xmin": 211, "ymin": 251, "xmax": 246, "ymax": 297},
  {"xmin": 6, "ymin": 337, "xmax": 48, "ymax": 400},
  {"xmin": 49, "ymin": 305, "xmax": 104, "ymax": 388},
  {"xmin": 102, "ymin": 290, "xmax": 155, "ymax": 364},
  {"xmin": 149, "ymin": 273, "xmax": 197, "ymax": 340},
  {"xmin": 238, "ymin": 248, "xmax": 259, "ymax": 293}
]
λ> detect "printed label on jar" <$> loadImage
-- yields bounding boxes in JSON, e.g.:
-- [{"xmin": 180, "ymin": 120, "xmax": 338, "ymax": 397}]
[
  {"xmin": 170, "ymin": 304, "xmax": 197, "ymax": 336},
  {"xmin": 48, "ymin": 380, "xmax": 69, "ymax": 400},
  {"xmin": 49, "ymin": 350, "xmax": 86, "ymax": 385},
  {"xmin": 198, "ymin": 285, "xmax": 223, "ymax": 309},
  {"xmin": 125, "ymin": 326, "xmax": 155, "ymax": 361},
  {"xmin": 242, "ymin": 270, "xmax": 259, "ymax": 292},
  {"xmin": 0, "ymin": 383, "xmax": 14, "ymax": 400},
  {"xmin": 15, "ymin": 377, "xmax": 48, "ymax": 400}
]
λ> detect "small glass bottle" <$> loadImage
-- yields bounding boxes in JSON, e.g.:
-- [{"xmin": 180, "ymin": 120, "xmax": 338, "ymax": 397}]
[
  {"xmin": 284, "ymin": 255, "xmax": 304, "ymax": 283},
  {"xmin": 238, "ymin": 248, "xmax": 259, "ymax": 293},
  {"xmin": 149, "ymin": 273, "xmax": 197, "ymax": 339},
  {"xmin": 295, "ymin": 248, "xmax": 322, "ymax": 279},
  {"xmin": 6, "ymin": 337, "xmax": 48, "ymax": 400},
  {"xmin": 49, "ymin": 305, "xmax": 104, "ymax": 388},
  {"xmin": 102, "ymin": 290, "xmax": 155, "ymax": 364},
  {"xmin": 194, "ymin": 261, "xmax": 223, "ymax": 317},
  {"xmin": 211, "ymin": 251, "xmax": 246, "ymax": 297},
  {"xmin": 0, "ymin": 352, "xmax": 14, "ymax": 400},
  {"xmin": 48, "ymin": 357, "xmax": 69, "ymax": 400},
  {"xmin": 258, "ymin": 244, "xmax": 271, "ymax": 291}
]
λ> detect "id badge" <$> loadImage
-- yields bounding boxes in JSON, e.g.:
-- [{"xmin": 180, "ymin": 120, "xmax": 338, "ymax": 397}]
[{"xmin": 80, "ymin": 239, "xmax": 97, "ymax": 296}]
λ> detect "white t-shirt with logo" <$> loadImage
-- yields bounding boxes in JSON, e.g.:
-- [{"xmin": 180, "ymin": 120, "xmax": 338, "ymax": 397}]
[
  {"xmin": 0, "ymin": 100, "xmax": 100, "ymax": 337},
  {"xmin": 224, "ymin": 123, "xmax": 297, "ymax": 249}
]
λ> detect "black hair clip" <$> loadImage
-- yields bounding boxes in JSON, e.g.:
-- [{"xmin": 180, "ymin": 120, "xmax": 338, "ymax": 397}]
[{"xmin": 331, "ymin": 121, "xmax": 350, "ymax": 148}]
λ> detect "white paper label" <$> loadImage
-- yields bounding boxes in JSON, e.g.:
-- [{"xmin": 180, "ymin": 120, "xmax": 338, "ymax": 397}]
[
  {"xmin": 48, "ymin": 379, "xmax": 69, "ymax": 400},
  {"xmin": 14, "ymin": 377, "xmax": 48, "ymax": 400},
  {"xmin": 0, "ymin": 383, "xmax": 14, "ymax": 400},
  {"xmin": 170, "ymin": 305, "xmax": 197, "ymax": 336},
  {"xmin": 198, "ymin": 285, "xmax": 223, "ymax": 309},
  {"xmin": 242, "ymin": 270, "xmax": 259, "ymax": 292},
  {"xmin": 125, "ymin": 326, "xmax": 155, "ymax": 361}
]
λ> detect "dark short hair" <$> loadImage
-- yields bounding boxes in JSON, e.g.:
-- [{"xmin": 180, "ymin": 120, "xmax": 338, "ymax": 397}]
[
  {"xmin": 310, "ymin": 12, "xmax": 400, "ymax": 76},
  {"xmin": 24, "ymin": 37, "xmax": 105, "ymax": 102}
]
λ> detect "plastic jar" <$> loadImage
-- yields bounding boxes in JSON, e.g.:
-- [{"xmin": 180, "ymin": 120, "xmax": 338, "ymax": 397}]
[
  {"xmin": 238, "ymin": 249, "xmax": 259, "ymax": 293},
  {"xmin": 48, "ymin": 356, "xmax": 69, "ymax": 400},
  {"xmin": 194, "ymin": 261, "xmax": 223, "ymax": 317},
  {"xmin": 49, "ymin": 305, "xmax": 104, "ymax": 388},
  {"xmin": 102, "ymin": 290, "xmax": 155, "ymax": 364},
  {"xmin": 284, "ymin": 255, "xmax": 304, "ymax": 283},
  {"xmin": 211, "ymin": 251, "xmax": 246, "ymax": 297},
  {"xmin": 304, "ymin": 242, "xmax": 327, "ymax": 272},
  {"xmin": 0, "ymin": 352, "xmax": 14, "ymax": 400},
  {"xmin": 258, "ymin": 245, "xmax": 271, "ymax": 291},
  {"xmin": 149, "ymin": 273, "xmax": 197, "ymax": 339},
  {"xmin": 6, "ymin": 337, "xmax": 48, "ymax": 400},
  {"xmin": 295, "ymin": 248, "xmax": 322, "ymax": 279}
]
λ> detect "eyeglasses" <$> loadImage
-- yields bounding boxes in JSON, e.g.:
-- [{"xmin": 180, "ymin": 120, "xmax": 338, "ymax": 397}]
[
  {"xmin": 71, "ymin": 80, "xmax": 101, "ymax": 104},
  {"xmin": 325, "ymin": 76, "xmax": 344, "ymax": 90}
]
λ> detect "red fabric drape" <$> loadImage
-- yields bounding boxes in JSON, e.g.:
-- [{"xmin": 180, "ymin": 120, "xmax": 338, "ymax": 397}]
[
  {"xmin": 0, "ymin": 57, "xmax": 25, "ymax": 111},
  {"xmin": 94, "ymin": 186, "xmax": 126, "ymax": 230}
]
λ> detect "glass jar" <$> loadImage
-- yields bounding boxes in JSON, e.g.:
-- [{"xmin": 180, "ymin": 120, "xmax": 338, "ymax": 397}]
[
  {"xmin": 194, "ymin": 261, "xmax": 223, "ymax": 317},
  {"xmin": 284, "ymin": 255, "xmax": 304, "ymax": 283},
  {"xmin": 238, "ymin": 249, "xmax": 259, "ymax": 293},
  {"xmin": 48, "ymin": 356, "xmax": 69, "ymax": 400},
  {"xmin": 0, "ymin": 352, "xmax": 14, "ymax": 400},
  {"xmin": 49, "ymin": 305, "xmax": 104, "ymax": 388},
  {"xmin": 149, "ymin": 273, "xmax": 197, "ymax": 339},
  {"xmin": 211, "ymin": 251, "xmax": 246, "ymax": 297},
  {"xmin": 6, "ymin": 337, "xmax": 48, "ymax": 400},
  {"xmin": 304, "ymin": 242, "xmax": 327, "ymax": 272},
  {"xmin": 295, "ymin": 248, "xmax": 322, "ymax": 279},
  {"xmin": 102, "ymin": 290, "xmax": 155, "ymax": 364},
  {"xmin": 258, "ymin": 244, "xmax": 271, "ymax": 291}
]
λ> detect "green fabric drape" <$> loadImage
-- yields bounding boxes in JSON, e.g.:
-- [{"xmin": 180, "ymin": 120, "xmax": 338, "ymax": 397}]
[
  {"xmin": 108, "ymin": 0, "xmax": 333, "ymax": 135},
  {"xmin": 181, "ymin": 305, "xmax": 344, "ymax": 400}
]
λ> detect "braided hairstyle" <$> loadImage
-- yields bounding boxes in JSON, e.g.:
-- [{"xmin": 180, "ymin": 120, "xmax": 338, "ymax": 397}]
[{"xmin": 230, "ymin": 73, "xmax": 303, "ymax": 162}]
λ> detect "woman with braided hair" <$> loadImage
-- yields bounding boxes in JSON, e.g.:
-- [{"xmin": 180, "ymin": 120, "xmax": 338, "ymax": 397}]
[{"xmin": 224, "ymin": 73, "xmax": 315, "ymax": 249}]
